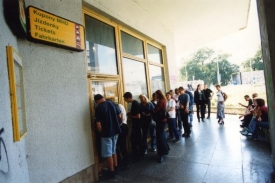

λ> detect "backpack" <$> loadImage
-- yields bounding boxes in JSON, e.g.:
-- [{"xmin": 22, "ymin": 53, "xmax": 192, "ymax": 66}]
[{"xmin": 221, "ymin": 92, "xmax": 228, "ymax": 102}]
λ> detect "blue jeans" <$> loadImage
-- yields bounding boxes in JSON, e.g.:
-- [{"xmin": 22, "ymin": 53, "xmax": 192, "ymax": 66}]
[
  {"xmin": 248, "ymin": 117, "xmax": 269, "ymax": 137},
  {"xmin": 189, "ymin": 105, "xmax": 193, "ymax": 125},
  {"xmin": 167, "ymin": 118, "xmax": 180, "ymax": 140},
  {"xmin": 176, "ymin": 109, "xmax": 182, "ymax": 130},
  {"xmin": 150, "ymin": 121, "xmax": 156, "ymax": 149}
]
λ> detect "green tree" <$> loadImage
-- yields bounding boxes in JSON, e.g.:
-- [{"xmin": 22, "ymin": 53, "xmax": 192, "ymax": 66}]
[
  {"xmin": 180, "ymin": 48, "xmax": 239, "ymax": 86},
  {"xmin": 242, "ymin": 49, "xmax": 263, "ymax": 71}
]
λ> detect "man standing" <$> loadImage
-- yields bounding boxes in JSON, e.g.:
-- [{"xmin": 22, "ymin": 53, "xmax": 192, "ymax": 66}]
[
  {"xmin": 94, "ymin": 94, "xmax": 122, "ymax": 179},
  {"xmin": 184, "ymin": 87, "xmax": 194, "ymax": 127},
  {"xmin": 123, "ymin": 92, "xmax": 144, "ymax": 162},
  {"xmin": 178, "ymin": 86, "xmax": 191, "ymax": 138},
  {"xmin": 203, "ymin": 84, "xmax": 213, "ymax": 119}
]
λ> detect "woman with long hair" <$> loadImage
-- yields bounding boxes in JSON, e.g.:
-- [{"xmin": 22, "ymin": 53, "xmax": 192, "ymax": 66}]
[
  {"xmin": 153, "ymin": 90, "xmax": 170, "ymax": 163},
  {"xmin": 139, "ymin": 94, "xmax": 155, "ymax": 155},
  {"xmin": 194, "ymin": 84, "xmax": 206, "ymax": 122}
]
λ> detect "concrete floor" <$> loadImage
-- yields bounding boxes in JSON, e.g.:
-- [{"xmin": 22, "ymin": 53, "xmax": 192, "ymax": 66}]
[{"xmin": 98, "ymin": 115, "xmax": 274, "ymax": 183}]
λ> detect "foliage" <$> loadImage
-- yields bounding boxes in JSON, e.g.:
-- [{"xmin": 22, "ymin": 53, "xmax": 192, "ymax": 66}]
[
  {"xmin": 242, "ymin": 49, "xmax": 263, "ymax": 71},
  {"xmin": 180, "ymin": 48, "xmax": 239, "ymax": 86}
]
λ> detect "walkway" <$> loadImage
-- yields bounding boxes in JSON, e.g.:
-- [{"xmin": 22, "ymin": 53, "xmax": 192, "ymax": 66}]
[{"xmin": 99, "ymin": 115, "xmax": 274, "ymax": 183}]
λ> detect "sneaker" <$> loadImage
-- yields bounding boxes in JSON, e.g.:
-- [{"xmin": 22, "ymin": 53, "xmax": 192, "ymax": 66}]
[
  {"xmin": 144, "ymin": 150, "xmax": 148, "ymax": 155},
  {"xmin": 168, "ymin": 137, "xmax": 175, "ymax": 141},
  {"xmin": 174, "ymin": 139, "xmax": 181, "ymax": 143},
  {"xmin": 207, "ymin": 116, "xmax": 210, "ymax": 119},
  {"xmin": 151, "ymin": 148, "xmax": 156, "ymax": 152},
  {"xmin": 240, "ymin": 130, "xmax": 252, "ymax": 136}
]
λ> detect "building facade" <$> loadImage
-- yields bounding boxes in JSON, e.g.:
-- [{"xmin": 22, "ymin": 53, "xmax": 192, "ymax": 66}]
[{"xmin": 1, "ymin": 0, "xmax": 275, "ymax": 183}]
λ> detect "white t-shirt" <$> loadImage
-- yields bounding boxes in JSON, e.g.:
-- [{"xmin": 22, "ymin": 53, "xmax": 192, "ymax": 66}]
[
  {"xmin": 216, "ymin": 91, "xmax": 224, "ymax": 102},
  {"xmin": 166, "ymin": 99, "xmax": 176, "ymax": 118},
  {"xmin": 118, "ymin": 104, "xmax": 127, "ymax": 124}
]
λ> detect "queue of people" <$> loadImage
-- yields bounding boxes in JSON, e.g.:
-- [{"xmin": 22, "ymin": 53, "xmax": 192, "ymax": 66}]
[{"xmin": 93, "ymin": 84, "xmax": 230, "ymax": 179}]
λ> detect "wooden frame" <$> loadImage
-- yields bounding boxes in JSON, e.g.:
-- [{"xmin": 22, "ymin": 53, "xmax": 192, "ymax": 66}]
[{"xmin": 7, "ymin": 46, "xmax": 27, "ymax": 141}]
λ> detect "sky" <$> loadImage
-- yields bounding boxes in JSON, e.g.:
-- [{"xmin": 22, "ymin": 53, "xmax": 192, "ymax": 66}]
[{"xmin": 177, "ymin": 0, "xmax": 261, "ymax": 67}]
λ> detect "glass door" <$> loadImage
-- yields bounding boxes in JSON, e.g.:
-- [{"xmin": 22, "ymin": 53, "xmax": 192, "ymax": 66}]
[{"xmin": 89, "ymin": 80, "xmax": 120, "ymax": 165}]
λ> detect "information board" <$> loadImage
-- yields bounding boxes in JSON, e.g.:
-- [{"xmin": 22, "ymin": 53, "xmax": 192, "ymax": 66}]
[{"xmin": 27, "ymin": 6, "xmax": 85, "ymax": 51}]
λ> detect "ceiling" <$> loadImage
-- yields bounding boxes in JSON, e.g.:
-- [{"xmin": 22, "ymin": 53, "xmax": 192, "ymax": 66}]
[{"xmin": 133, "ymin": 0, "xmax": 251, "ymax": 54}]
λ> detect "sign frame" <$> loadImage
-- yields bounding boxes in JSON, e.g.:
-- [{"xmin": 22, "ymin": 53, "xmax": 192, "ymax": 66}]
[{"xmin": 26, "ymin": 6, "xmax": 85, "ymax": 52}]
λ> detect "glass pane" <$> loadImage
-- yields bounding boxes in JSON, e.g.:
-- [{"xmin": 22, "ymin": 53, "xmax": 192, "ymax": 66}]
[
  {"xmin": 123, "ymin": 58, "xmax": 148, "ymax": 100},
  {"xmin": 148, "ymin": 44, "xmax": 163, "ymax": 64},
  {"xmin": 85, "ymin": 15, "xmax": 118, "ymax": 75},
  {"xmin": 121, "ymin": 31, "xmax": 144, "ymax": 59},
  {"xmin": 149, "ymin": 65, "xmax": 165, "ymax": 93}
]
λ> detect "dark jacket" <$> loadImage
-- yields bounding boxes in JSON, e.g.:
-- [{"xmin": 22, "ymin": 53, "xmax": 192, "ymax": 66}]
[{"xmin": 194, "ymin": 90, "xmax": 206, "ymax": 104}]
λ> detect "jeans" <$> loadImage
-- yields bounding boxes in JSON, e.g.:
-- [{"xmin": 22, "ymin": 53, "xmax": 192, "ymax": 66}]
[
  {"xmin": 167, "ymin": 118, "xmax": 180, "ymax": 139},
  {"xmin": 189, "ymin": 105, "xmax": 193, "ymax": 125},
  {"xmin": 248, "ymin": 117, "xmax": 269, "ymax": 137},
  {"xmin": 149, "ymin": 121, "xmax": 156, "ymax": 149}
]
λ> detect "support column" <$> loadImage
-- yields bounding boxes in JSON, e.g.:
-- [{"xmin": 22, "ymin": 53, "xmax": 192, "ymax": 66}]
[{"xmin": 257, "ymin": 0, "xmax": 275, "ymax": 170}]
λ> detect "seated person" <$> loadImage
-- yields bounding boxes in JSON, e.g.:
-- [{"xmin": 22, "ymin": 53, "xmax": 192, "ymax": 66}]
[
  {"xmin": 240, "ymin": 98, "xmax": 268, "ymax": 140},
  {"xmin": 239, "ymin": 95, "xmax": 253, "ymax": 128}
]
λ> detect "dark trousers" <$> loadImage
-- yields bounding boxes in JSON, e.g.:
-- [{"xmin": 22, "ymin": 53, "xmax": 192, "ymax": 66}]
[
  {"xmin": 205, "ymin": 100, "xmax": 211, "ymax": 117},
  {"xmin": 176, "ymin": 109, "xmax": 182, "ymax": 130},
  {"xmin": 156, "ymin": 120, "xmax": 169, "ymax": 156},
  {"xmin": 196, "ymin": 100, "xmax": 206, "ymax": 120},
  {"xmin": 141, "ymin": 118, "xmax": 151, "ymax": 150},
  {"xmin": 243, "ymin": 113, "xmax": 253, "ymax": 127},
  {"xmin": 117, "ymin": 123, "xmax": 129, "ymax": 166},
  {"xmin": 180, "ymin": 112, "xmax": 191, "ymax": 134},
  {"xmin": 130, "ymin": 122, "xmax": 144, "ymax": 158}
]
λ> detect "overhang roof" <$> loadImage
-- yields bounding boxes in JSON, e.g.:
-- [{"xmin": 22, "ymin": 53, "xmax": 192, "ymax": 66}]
[{"xmin": 133, "ymin": 0, "xmax": 251, "ymax": 54}]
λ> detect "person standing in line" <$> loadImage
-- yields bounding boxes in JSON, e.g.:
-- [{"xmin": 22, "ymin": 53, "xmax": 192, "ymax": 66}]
[
  {"xmin": 194, "ymin": 84, "xmax": 206, "ymax": 122},
  {"xmin": 139, "ymin": 94, "xmax": 155, "ymax": 155},
  {"xmin": 94, "ymin": 94, "xmax": 122, "ymax": 179},
  {"xmin": 115, "ymin": 103, "xmax": 130, "ymax": 170},
  {"xmin": 174, "ymin": 88, "xmax": 182, "ymax": 131},
  {"xmin": 150, "ymin": 93, "xmax": 157, "ymax": 152},
  {"xmin": 184, "ymin": 87, "xmax": 194, "ymax": 127},
  {"xmin": 203, "ymin": 84, "xmax": 213, "ymax": 119},
  {"xmin": 166, "ymin": 92, "xmax": 180, "ymax": 143},
  {"xmin": 178, "ymin": 86, "xmax": 191, "ymax": 138},
  {"xmin": 123, "ymin": 92, "xmax": 144, "ymax": 162},
  {"xmin": 215, "ymin": 85, "xmax": 225, "ymax": 124},
  {"xmin": 153, "ymin": 90, "xmax": 170, "ymax": 163}
]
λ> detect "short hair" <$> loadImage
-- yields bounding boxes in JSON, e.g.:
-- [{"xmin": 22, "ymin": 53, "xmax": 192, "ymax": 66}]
[
  {"xmin": 94, "ymin": 94, "xmax": 104, "ymax": 101},
  {"xmin": 252, "ymin": 93, "xmax": 258, "ymax": 98},
  {"xmin": 178, "ymin": 86, "xmax": 184, "ymax": 91},
  {"xmin": 215, "ymin": 84, "xmax": 221, "ymax": 88},
  {"xmin": 123, "ymin": 92, "xmax": 132, "ymax": 99},
  {"xmin": 139, "ymin": 94, "xmax": 150, "ymax": 103},
  {"xmin": 244, "ymin": 95, "xmax": 250, "ymax": 98}
]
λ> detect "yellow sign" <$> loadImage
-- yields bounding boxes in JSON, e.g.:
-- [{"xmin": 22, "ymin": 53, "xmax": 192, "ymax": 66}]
[{"xmin": 27, "ymin": 6, "xmax": 85, "ymax": 51}]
